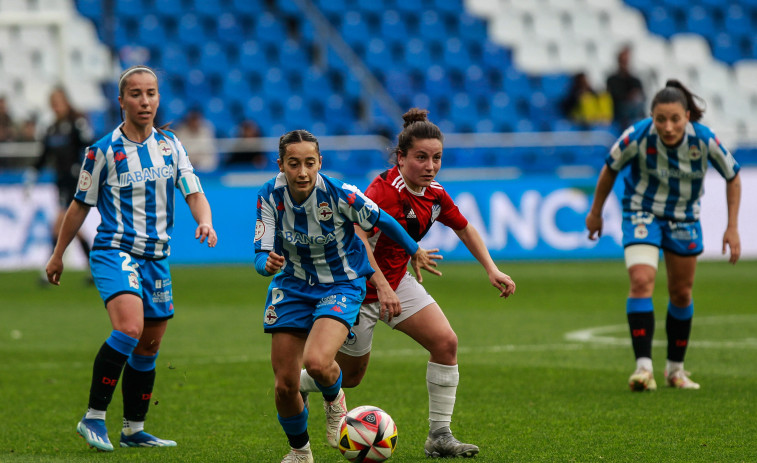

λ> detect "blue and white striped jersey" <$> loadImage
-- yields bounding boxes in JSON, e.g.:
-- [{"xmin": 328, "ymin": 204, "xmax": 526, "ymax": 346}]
[
  {"xmin": 255, "ymin": 172, "xmax": 380, "ymax": 284},
  {"xmin": 607, "ymin": 118, "xmax": 740, "ymax": 221},
  {"xmin": 74, "ymin": 125, "xmax": 203, "ymax": 259}
]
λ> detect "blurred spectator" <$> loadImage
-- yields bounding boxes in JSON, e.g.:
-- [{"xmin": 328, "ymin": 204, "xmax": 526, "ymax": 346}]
[
  {"xmin": 226, "ymin": 119, "xmax": 267, "ymax": 168},
  {"xmin": 17, "ymin": 115, "xmax": 39, "ymax": 142},
  {"xmin": 0, "ymin": 96, "xmax": 16, "ymax": 142},
  {"xmin": 606, "ymin": 46, "xmax": 645, "ymax": 130},
  {"xmin": 561, "ymin": 72, "xmax": 613, "ymax": 128},
  {"xmin": 174, "ymin": 108, "xmax": 218, "ymax": 172},
  {"xmin": 26, "ymin": 86, "xmax": 94, "ymax": 281}
]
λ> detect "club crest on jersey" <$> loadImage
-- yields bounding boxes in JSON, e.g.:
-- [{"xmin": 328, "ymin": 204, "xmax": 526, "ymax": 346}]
[
  {"xmin": 317, "ymin": 201, "xmax": 333, "ymax": 221},
  {"xmin": 688, "ymin": 145, "xmax": 701, "ymax": 160},
  {"xmin": 634, "ymin": 224, "xmax": 648, "ymax": 239},
  {"xmin": 431, "ymin": 203, "xmax": 441, "ymax": 222},
  {"xmin": 264, "ymin": 305, "xmax": 278, "ymax": 325},
  {"xmin": 158, "ymin": 139, "xmax": 173, "ymax": 156},
  {"xmin": 78, "ymin": 171, "xmax": 92, "ymax": 191},
  {"xmin": 255, "ymin": 219, "xmax": 265, "ymax": 241}
]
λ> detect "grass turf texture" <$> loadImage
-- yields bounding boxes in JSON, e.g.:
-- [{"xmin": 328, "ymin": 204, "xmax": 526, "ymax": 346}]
[{"xmin": 1, "ymin": 260, "xmax": 755, "ymax": 462}]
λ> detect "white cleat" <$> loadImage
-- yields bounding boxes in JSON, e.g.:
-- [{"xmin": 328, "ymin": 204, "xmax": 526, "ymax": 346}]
[
  {"xmin": 324, "ymin": 388, "xmax": 347, "ymax": 448},
  {"xmin": 281, "ymin": 442, "xmax": 314, "ymax": 463},
  {"xmin": 628, "ymin": 367, "xmax": 657, "ymax": 392},
  {"xmin": 424, "ymin": 427, "xmax": 479, "ymax": 458},
  {"xmin": 665, "ymin": 369, "xmax": 700, "ymax": 390}
]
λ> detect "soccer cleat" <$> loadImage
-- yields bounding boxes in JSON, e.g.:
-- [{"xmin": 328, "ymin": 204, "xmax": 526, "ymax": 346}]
[
  {"xmin": 76, "ymin": 416, "xmax": 114, "ymax": 452},
  {"xmin": 324, "ymin": 388, "xmax": 347, "ymax": 448},
  {"xmin": 628, "ymin": 367, "xmax": 657, "ymax": 392},
  {"xmin": 665, "ymin": 369, "xmax": 700, "ymax": 390},
  {"xmin": 119, "ymin": 430, "xmax": 177, "ymax": 447},
  {"xmin": 424, "ymin": 427, "xmax": 479, "ymax": 458},
  {"xmin": 281, "ymin": 442, "xmax": 314, "ymax": 463}
]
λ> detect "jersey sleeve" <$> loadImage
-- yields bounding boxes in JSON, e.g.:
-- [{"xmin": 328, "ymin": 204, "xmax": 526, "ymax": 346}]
[
  {"xmin": 437, "ymin": 189, "xmax": 469, "ymax": 231},
  {"xmin": 338, "ymin": 182, "xmax": 382, "ymax": 231},
  {"xmin": 73, "ymin": 144, "xmax": 106, "ymax": 206},
  {"xmin": 255, "ymin": 186, "xmax": 277, "ymax": 253},
  {"xmin": 705, "ymin": 129, "xmax": 740, "ymax": 180},
  {"xmin": 172, "ymin": 134, "xmax": 204, "ymax": 197},
  {"xmin": 606, "ymin": 124, "xmax": 641, "ymax": 172}
]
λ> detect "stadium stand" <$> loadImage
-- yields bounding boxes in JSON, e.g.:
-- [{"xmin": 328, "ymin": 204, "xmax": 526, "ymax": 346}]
[{"xmin": 1, "ymin": 0, "xmax": 757, "ymax": 172}]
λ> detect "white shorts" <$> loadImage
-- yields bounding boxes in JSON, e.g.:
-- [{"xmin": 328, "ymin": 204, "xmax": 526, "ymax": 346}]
[{"xmin": 340, "ymin": 272, "xmax": 436, "ymax": 357}]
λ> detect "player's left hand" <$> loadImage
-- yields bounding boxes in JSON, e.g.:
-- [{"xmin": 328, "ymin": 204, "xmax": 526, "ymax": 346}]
[
  {"xmin": 376, "ymin": 283, "xmax": 401, "ymax": 322},
  {"xmin": 722, "ymin": 226, "xmax": 741, "ymax": 264},
  {"xmin": 195, "ymin": 223, "xmax": 217, "ymax": 247},
  {"xmin": 490, "ymin": 270, "xmax": 516, "ymax": 298},
  {"xmin": 410, "ymin": 247, "xmax": 442, "ymax": 283}
]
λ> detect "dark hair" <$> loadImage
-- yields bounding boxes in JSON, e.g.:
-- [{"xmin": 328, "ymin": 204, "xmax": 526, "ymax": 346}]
[
  {"xmin": 278, "ymin": 129, "xmax": 320, "ymax": 160},
  {"xmin": 393, "ymin": 108, "xmax": 443, "ymax": 163},
  {"xmin": 50, "ymin": 85, "xmax": 85, "ymax": 121},
  {"xmin": 651, "ymin": 79, "xmax": 704, "ymax": 122}
]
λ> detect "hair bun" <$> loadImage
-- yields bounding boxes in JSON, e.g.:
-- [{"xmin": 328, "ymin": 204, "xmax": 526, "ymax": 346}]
[{"xmin": 402, "ymin": 108, "xmax": 429, "ymax": 128}]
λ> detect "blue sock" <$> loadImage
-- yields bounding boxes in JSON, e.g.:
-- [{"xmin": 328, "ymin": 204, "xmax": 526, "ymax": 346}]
[
  {"xmin": 316, "ymin": 370, "xmax": 342, "ymax": 402},
  {"xmin": 278, "ymin": 409, "xmax": 309, "ymax": 449},
  {"xmin": 104, "ymin": 330, "xmax": 139, "ymax": 356}
]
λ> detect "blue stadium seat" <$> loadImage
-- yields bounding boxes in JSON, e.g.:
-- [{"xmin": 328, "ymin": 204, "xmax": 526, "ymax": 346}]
[
  {"xmin": 647, "ymin": 7, "xmax": 678, "ymax": 38},
  {"xmin": 340, "ymin": 11, "xmax": 368, "ymax": 47},
  {"xmin": 393, "ymin": 0, "xmax": 422, "ymax": 14},
  {"xmin": 161, "ymin": 44, "xmax": 191, "ymax": 75},
  {"xmin": 480, "ymin": 40, "xmax": 512, "ymax": 71},
  {"xmin": 301, "ymin": 68, "xmax": 332, "ymax": 101},
  {"xmin": 380, "ymin": 10, "xmax": 408, "ymax": 41},
  {"xmin": 137, "ymin": 14, "xmax": 168, "ymax": 50},
  {"xmin": 364, "ymin": 38, "xmax": 393, "ymax": 73},
  {"xmin": 238, "ymin": 40, "xmax": 269, "ymax": 73},
  {"xmin": 462, "ymin": 65, "xmax": 491, "ymax": 98},
  {"xmin": 262, "ymin": 67, "xmax": 292, "ymax": 101},
  {"xmin": 418, "ymin": 10, "xmax": 447, "ymax": 42},
  {"xmin": 424, "ymin": 65, "xmax": 453, "ymax": 99},
  {"xmin": 154, "ymin": 0, "xmax": 183, "ymax": 13},
  {"xmin": 216, "ymin": 13, "xmax": 245, "ymax": 45},
  {"xmin": 450, "ymin": 92, "xmax": 479, "ymax": 130},
  {"xmin": 357, "ymin": 0, "xmax": 385, "ymax": 15},
  {"xmin": 232, "ymin": 0, "xmax": 265, "ymax": 17},
  {"xmin": 712, "ymin": 33, "xmax": 742, "ymax": 64},
  {"xmin": 724, "ymin": 5, "xmax": 752, "ymax": 38},
  {"xmin": 685, "ymin": 6, "xmax": 716, "ymax": 40},
  {"xmin": 279, "ymin": 40, "xmax": 309, "ymax": 72},
  {"xmin": 432, "ymin": 0, "xmax": 462, "ymax": 14},
  {"xmin": 624, "ymin": 0, "xmax": 655, "ymax": 11},
  {"xmin": 283, "ymin": 95, "xmax": 313, "ymax": 128},
  {"xmin": 220, "ymin": 68, "xmax": 251, "ymax": 102},
  {"xmin": 457, "ymin": 13, "xmax": 488, "ymax": 44},
  {"xmin": 277, "ymin": 0, "xmax": 300, "ymax": 16},
  {"xmin": 178, "ymin": 13, "xmax": 206, "ymax": 46},
  {"xmin": 199, "ymin": 42, "xmax": 230, "ymax": 76},
  {"xmin": 255, "ymin": 12, "xmax": 287, "ymax": 45},
  {"xmin": 184, "ymin": 69, "xmax": 212, "ymax": 108},
  {"xmin": 443, "ymin": 37, "xmax": 472, "ymax": 72},
  {"xmin": 540, "ymin": 74, "xmax": 572, "ymax": 101},
  {"xmin": 403, "ymin": 38, "xmax": 433, "ymax": 73},
  {"xmin": 191, "ymin": 0, "xmax": 222, "ymax": 18},
  {"xmin": 114, "ymin": 0, "xmax": 145, "ymax": 20},
  {"xmin": 76, "ymin": 0, "xmax": 102, "ymax": 20}
]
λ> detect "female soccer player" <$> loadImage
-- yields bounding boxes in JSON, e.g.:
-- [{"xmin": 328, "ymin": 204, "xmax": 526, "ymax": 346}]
[
  {"xmin": 254, "ymin": 129, "xmax": 436, "ymax": 463},
  {"xmin": 46, "ymin": 65, "xmax": 217, "ymax": 451},
  {"xmin": 300, "ymin": 108, "xmax": 517, "ymax": 458},
  {"xmin": 585, "ymin": 79, "xmax": 741, "ymax": 391}
]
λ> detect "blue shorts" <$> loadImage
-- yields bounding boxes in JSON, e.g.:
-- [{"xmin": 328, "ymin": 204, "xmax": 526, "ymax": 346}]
[
  {"xmin": 263, "ymin": 272, "xmax": 365, "ymax": 334},
  {"xmin": 622, "ymin": 211, "xmax": 703, "ymax": 256},
  {"xmin": 90, "ymin": 248, "xmax": 174, "ymax": 320}
]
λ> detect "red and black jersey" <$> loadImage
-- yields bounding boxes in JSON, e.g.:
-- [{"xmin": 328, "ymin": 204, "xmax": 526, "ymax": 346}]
[{"xmin": 364, "ymin": 166, "xmax": 468, "ymax": 303}]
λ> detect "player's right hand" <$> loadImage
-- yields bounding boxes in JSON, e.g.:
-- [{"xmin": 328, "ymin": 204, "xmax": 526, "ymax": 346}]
[
  {"xmin": 265, "ymin": 251, "xmax": 286, "ymax": 274},
  {"xmin": 46, "ymin": 255, "xmax": 63, "ymax": 286},
  {"xmin": 585, "ymin": 212, "xmax": 603, "ymax": 240},
  {"xmin": 410, "ymin": 247, "xmax": 442, "ymax": 283}
]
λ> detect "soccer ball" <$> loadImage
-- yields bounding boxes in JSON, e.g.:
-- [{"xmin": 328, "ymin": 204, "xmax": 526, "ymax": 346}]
[{"xmin": 337, "ymin": 405, "xmax": 398, "ymax": 462}]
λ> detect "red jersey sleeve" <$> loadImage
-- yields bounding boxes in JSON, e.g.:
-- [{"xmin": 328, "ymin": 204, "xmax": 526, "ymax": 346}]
[{"xmin": 435, "ymin": 188, "xmax": 468, "ymax": 231}]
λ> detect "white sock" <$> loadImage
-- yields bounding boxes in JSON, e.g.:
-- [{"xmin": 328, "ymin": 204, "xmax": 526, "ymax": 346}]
[
  {"xmin": 85, "ymin": 408, "xmax": 106, "ymax": 420},
  {"xmin": 666, "ymin": 360, "xmax": 684, "ymax": 374},
  {"xmin": 122, "ymin": 418, "xmax": 144, "ymax": 436},
  {"xmin": 636, "ymin": 357, "xmax": 653, "ymax": 372},
  {"xmin": 426, "ymin": 362, "xmax": 459, "ymax": 434},
  {"xmin": 300, "ymin": 368, "xmax": 320, "ymax": 393}
]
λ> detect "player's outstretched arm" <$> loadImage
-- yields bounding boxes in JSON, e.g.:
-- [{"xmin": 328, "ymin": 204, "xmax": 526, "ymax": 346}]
[
  {"xmin": 586, "ymin": 165, "xmax": 618, "ymax": 240},
  {"xmin": 186, "ymin": 192, "xmax": 217, "ymax": 247},
  {"xmin": 46, "ymin": 200, "xmax": 90, "ymax": 285},
  {"xmin": 355, "ymin": 225, "xmax": 401, "ymax": 321},
  {"xmin": 723, "ymin": 173, "xmax": 742, "ymax": 264},
  {"xmin": 454, "ymin": 224, "xmax": 515, "ymax": 298}
]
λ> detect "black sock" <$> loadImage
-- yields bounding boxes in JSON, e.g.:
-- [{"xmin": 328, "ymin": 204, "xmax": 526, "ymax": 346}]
[
  {"xmin": 89, "ymin": 342, "xmax": 128, "ymax": 411},
  {"xmin": 627, "ymin": 312, "xmax": 655, "ymax": 359},
  {"xmin": 122, "ymin": 364, "xmax": 156, "ymax": 422},
  {"xmin": 666, "ymin": 313, "xmax": 692, "ymax": 362},
  {"xmin": 287, "ymin": 431, "xmax": 309, "ymax": 449}
]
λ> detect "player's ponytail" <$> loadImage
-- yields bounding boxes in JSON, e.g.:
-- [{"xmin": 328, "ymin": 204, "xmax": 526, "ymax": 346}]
[
  {"xmin": 393, "ymin": 108, "xmax": 443, "ymax": 164},
  {"xmin": 651, "ymin": 79, "xmax": 705, "ymax": 122},
  {"xmin": 278, "ymin": 129, "xmax": 320, "ymax": 160}
]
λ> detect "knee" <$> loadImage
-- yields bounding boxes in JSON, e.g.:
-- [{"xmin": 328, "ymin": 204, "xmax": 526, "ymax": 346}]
[
  {"xmin": 668, "ymin": 287, "xmax": 692, "ymax": 308},
  {"xmin": 275, "ymin": 375, "xmax": 300, "ymax": 401},
  {"xmin": 117, "ymin": 325, "xmax": 142, "ymax": 340},
  {"xmin": 431, "ymin": 330, "xmax": 458, "ymax": 364},
  {"xmin": 341, "ymin": 365, "xmax": 366, "ymax": 389},
  {"xmin": 302, "ymin": 356, "xmax": 332, "ymax": 384},
  {"xmin": 629, "ymin": 272, "xmax": 655, "ymax": 295}
]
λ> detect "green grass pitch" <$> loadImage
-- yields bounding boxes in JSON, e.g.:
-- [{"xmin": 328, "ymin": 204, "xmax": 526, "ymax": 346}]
[{"xmin": 1, "ymin": 260, "xmax": 755, "ymax": 462}]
